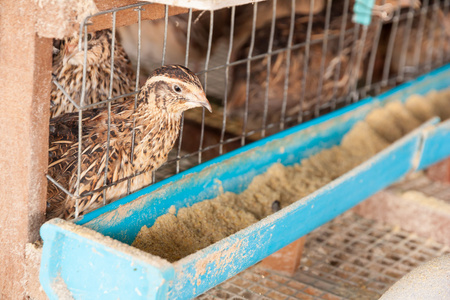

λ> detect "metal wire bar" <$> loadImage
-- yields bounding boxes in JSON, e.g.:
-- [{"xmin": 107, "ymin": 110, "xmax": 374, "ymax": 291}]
[
  {"xmin": 88, "ymin": 2, "xmax": 148, "ymax": 18},
  {"xmin": 80, "ymin": 91, "xmax": 138, "ymax": 110},
  {"xmin": 298, "ymin": 0, "xmax": 315, "ymax": 123},
  {"xmin": 49, "ymin": 0, "xmax": 450, "ymax": 217},
  {"xmin": 412, "ymin": 0, "xmax": 430, "ymax": 71},
  {"xmin": 241, "ymin": 2, "xmax": 258, "ymax": 146},
  {"xmin": 67, "ymin": 61, "xmax": 450, "ymax": 200},
  {"xmin": 279, "ymin": 0, "xmax": 297, "ymax": 130},
  {"xmin": 350, "ymin": 25, "xmax": 368, "ymax": 103},
  {"xmin": 189, "ymin": 6, "xmax": 423, "ymax": 78},
  {"xmin": 175, "ymin": 8, "xmax": 193, "ymax": 174},
  {"xmin": 437, "ymin": 0, "xmax": 450, "ymax": 65},
  {"xmin": 103, "ymin": 11, "xmax": 117, "ymax": 205},
  {"xmin": 46, "ymin": 175, "xmax": 76, "ymax": 199},
  {"xmin": 162, "ymin": 5, "xmax": 169, "ymax": 65},
  {"xmin": 331, "ymin": 0, "xmax": 350, "ymax": 110},
  {"xmin": 128, "ymin": 6, "xmax": 143, "ymax": 195},
  {"xmin": 344, "ymin": 23, "xmax": 360, "ymax": 105},
  {"xmin": 261, "ymin": 0, "xmax": 278, "ymax": 138},
  {"xmin": 444, "ymin": 0, "xmax": 450, "ymax": 62},
  {"xmin": 51, "ymin": 75, "xmax": 81, "ymax": 111},
  {"xmin": 116, "ymin": 69, "xmax": 434, "ymax": 185},
  {"xmin": 196, "ymin": 32, "xmax": 352, "ymax": 76},
  {"xmin": 219, "ymin": 6, "xmax": 236, "ymax": 155},
  {"xmin": 302, "ymin": 219, "xmax": 413, "ymax": 291},
  {"xmin": 396, "ymin": 3, "xmax": 416, "ymax": 82},
  {"xmin": 381, "ymin": 5, "xmax": 402, "ymax": 86},
  {"xmin": 185, "ymin": 8, "xmax": 193, "ymax": 67},
  {"xmin": 424, "ymin": 2, "xmax": 440, "ymax": 71},
  {"xmin": 362, "ymin": 0, "xmax": 385, "ymax": 98},
  {"xmin": 305, "ymin": 223, "xmax": 383, "ymax": 286},
  {"xmin": 314, "ymin": 0, "xmax": 333, "ymax": 117},
  {"xmin": 198, "ymin": 10, "xmax": 214, "ymax": 164},
  {"xmin": 234, "ymin": 53, "xmax": 448, "ymax": 149},
  {"xmin": 75, "ymin": 23, "xmax": 90, "ymax": 219}
]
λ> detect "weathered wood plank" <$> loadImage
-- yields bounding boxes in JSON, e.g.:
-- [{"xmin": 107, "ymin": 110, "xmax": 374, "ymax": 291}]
[
  {"xmin": 0, "ymin": 0, "xmax": 52, "ymax": 298},
  {"xmin": 89, "ymin": 2, "xmax": 189, "ymax": 33}
]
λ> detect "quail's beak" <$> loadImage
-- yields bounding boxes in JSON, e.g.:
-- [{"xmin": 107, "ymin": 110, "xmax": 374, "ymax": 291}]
[
  {"xmin": 189, "ymin": 90, "xmax": 212, "ymax": 113},
  {"xmin": 63, "ymin": 42, "xmax": 79, "ymax": 65}
]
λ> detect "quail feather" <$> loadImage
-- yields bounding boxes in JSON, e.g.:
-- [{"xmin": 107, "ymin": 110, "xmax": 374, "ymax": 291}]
[
  {"xmin": 390, "ymin": 2, "xmax": 450, "ymax": 75},
  {"xmin": 47, "ymin": 65, "xmax": 212, "ymax": 219},
  {"xmin": 51, "ymin": 29, "xmax": 136, "ymax": 118},
  {"xmin": 227, "ymin": 0, "xmax": 420, "ymax": 130}
]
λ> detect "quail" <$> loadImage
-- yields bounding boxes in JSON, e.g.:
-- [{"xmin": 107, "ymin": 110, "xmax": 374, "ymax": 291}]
[
  {"xmin": 227, "ymin": 0, "xmax": 420, "ymax": 132},
  {"xmin": 118, "ymin": 9, "xmax": 231, "ymax": 74},
  {"xmin": 117, "ymin": 0, "xmax": 326, "ymax": 74},
  {"xmin": 390, "ymin": 2, "xmax": 450, "ymax": 75},
  {"xmin": 51, "ymin": 29, "xmax": 136, "ymax": 118},
  {"xmin": 47, "ymin": 65, "xmax": 212, "ymax": 219}
]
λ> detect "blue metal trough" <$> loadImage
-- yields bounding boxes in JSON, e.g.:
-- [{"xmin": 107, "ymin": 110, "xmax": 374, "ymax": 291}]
[{"xmin": 40, "ymin": 65, "xmax": 450, "ymax": 299}]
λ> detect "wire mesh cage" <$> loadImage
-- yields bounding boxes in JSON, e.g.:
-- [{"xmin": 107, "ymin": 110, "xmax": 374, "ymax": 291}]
[
  {"xmin": 46, "ymin": 0, "xmax": 450, "ymax": 221},
  {"xmin": 199, "ymin": 211, "xmax": 450, "ymax": 299}
]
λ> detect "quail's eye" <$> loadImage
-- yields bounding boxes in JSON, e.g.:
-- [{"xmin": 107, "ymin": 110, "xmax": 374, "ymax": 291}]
[
  {"xmin": 87, "ymin": 33, "xmax": 93, "ymax": 41},
  {"xmin": 173, "ymin": 84, "xmax": 182, "ymax": 93}
]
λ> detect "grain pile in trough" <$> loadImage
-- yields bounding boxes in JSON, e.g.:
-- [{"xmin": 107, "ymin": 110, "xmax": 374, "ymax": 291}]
[{"xmin": 132, "ymin": 90, "xmax": 450, "ymax": 262}]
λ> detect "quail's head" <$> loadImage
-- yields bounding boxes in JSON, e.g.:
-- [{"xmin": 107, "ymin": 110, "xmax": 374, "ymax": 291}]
[
  {"xmin": 142, "ymin": 65, "xmax": 212, "ymax": 114},
  {"xmin": 56, "ymin": 30, "xmax": 114, "ymax": 67}
]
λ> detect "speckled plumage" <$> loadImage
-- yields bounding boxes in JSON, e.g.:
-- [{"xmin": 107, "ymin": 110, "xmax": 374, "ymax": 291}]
[
  {"xmin": 118, "ymin": 9, "xmax": 231, "ymax": 74},
  {"xmin": 391, "ymin": 4, "xmax": 450, "ymax": 74},
  {"xmin": 51, "ymin": 29, "xmax": 135, "ymax": 118},
  {"xmin": 47, "ymin": 65, "xmax": 211, "ymax": 220},
  {"xmin": 228, "ymin": 0, "xmax": 420, "ymax": 129},
  {"xmin": 117, "ymin": 0, "xmax": 323, "ymax": 74}
]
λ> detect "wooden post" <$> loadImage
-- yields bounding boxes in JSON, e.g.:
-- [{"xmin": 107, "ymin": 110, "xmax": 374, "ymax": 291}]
[
  {"xmin": 0, "ymin": 0, "xmax": 52, "ymax": 297},
  {"xmin": 34, "ymin": 0, "xmax": 189, "ymax": 38},
  {"xmin": 426, "ymin": 158, "xmax": 450, "ymax": 184},
  {"xmin": 260, "ymin": 237, "xmax": 306, "ymax": 276}
]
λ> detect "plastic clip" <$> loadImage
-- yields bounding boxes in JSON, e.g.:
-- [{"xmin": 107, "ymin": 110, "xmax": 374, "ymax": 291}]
[{"xmin": 352, "ymin": 0, "xmax": 375, "ymax": 26}]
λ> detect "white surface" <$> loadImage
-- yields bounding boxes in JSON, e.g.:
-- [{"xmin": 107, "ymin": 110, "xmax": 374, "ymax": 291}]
[
  {"xmin": 141, "ymin": 0, "xmax": 263, "ymax": 10},
  {"xmin": 380, "ymin": 254, "xmax": 450, "ymax": 300}
]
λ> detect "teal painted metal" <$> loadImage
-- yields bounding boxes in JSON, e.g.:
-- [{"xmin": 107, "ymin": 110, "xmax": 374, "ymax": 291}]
[
  {"xmin": 40, "ymin": 64, "xmax": 450, "ymax": 299},
  {"xmin": 77, "ymin": 63, "xmax": 450, "ymax": 229},
  {"xmin": 76, "ymin": 95, "xmax": 377, "ymax": 231},
  {"xmin": 40, "ymin": 219, "xmax": 175, "ymax": 299},
  {"xmin": 353, "ymin": 0, "xmax": 375, "ymax": 26},
  {"xmin": 417, "ymin": 119, "xmax": 450, "ymax": 170},
  {"xmin": 169, "ymin": 120, "xmax": 435, "ymax": 299},
  {"xmin": 81, "ymin": 96, "xmax": 378, "ymax": 245}
]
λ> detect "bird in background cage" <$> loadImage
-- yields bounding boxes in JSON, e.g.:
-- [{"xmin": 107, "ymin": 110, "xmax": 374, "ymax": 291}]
[
  {"xmin": 47, "ymin": 65, "xmax": 211, "ymax": 219},
  {"xmin": 232, "ymin": 0, "xmax": 326, "ymax": 51},
  {"xmin": 51, "ymin": 29, "xmax": 136, "ymax": 118},
  {"xmin": 227, "ymin": 0, "xmax": 420, "ymax": 132},
  {"xmin": 117, "ymin": 9, "xmax": 230, "ymax": 74},
  {"xmin": 117, "ymin": 0, "xmax": 326, "ymax": 75},
  {"xmin": 390, "ymin": 2, "xmax": 450, "ymax": 76}
]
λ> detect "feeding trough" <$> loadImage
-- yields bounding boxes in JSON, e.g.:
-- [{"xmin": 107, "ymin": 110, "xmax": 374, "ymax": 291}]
[{"xmin": 40, "ymin": 65, "xmax": 450, "ymax": 299}]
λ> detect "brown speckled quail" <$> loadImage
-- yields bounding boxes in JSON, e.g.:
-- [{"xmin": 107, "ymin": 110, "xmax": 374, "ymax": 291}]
[
  {"xmin": 47, "ymin": 65, "xmax": 211, "ymax": 219},
  {"xmin": 118, "ymin": 9, "xmax": 231, "ymax": 74},
  {"xmin": 390, "ymin": 2, "xmax": 450, "ymax": 75},
  {"xmin": 117, "ymin": 0, "xmax": 326, "ymax": 74},
  {"xmin": 51, "ymin": 29, "xmax": 136, "ymax": 118},
  {"xmin": 227, "ymin": 0, "xmax": 420, "ymax": 131}
]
